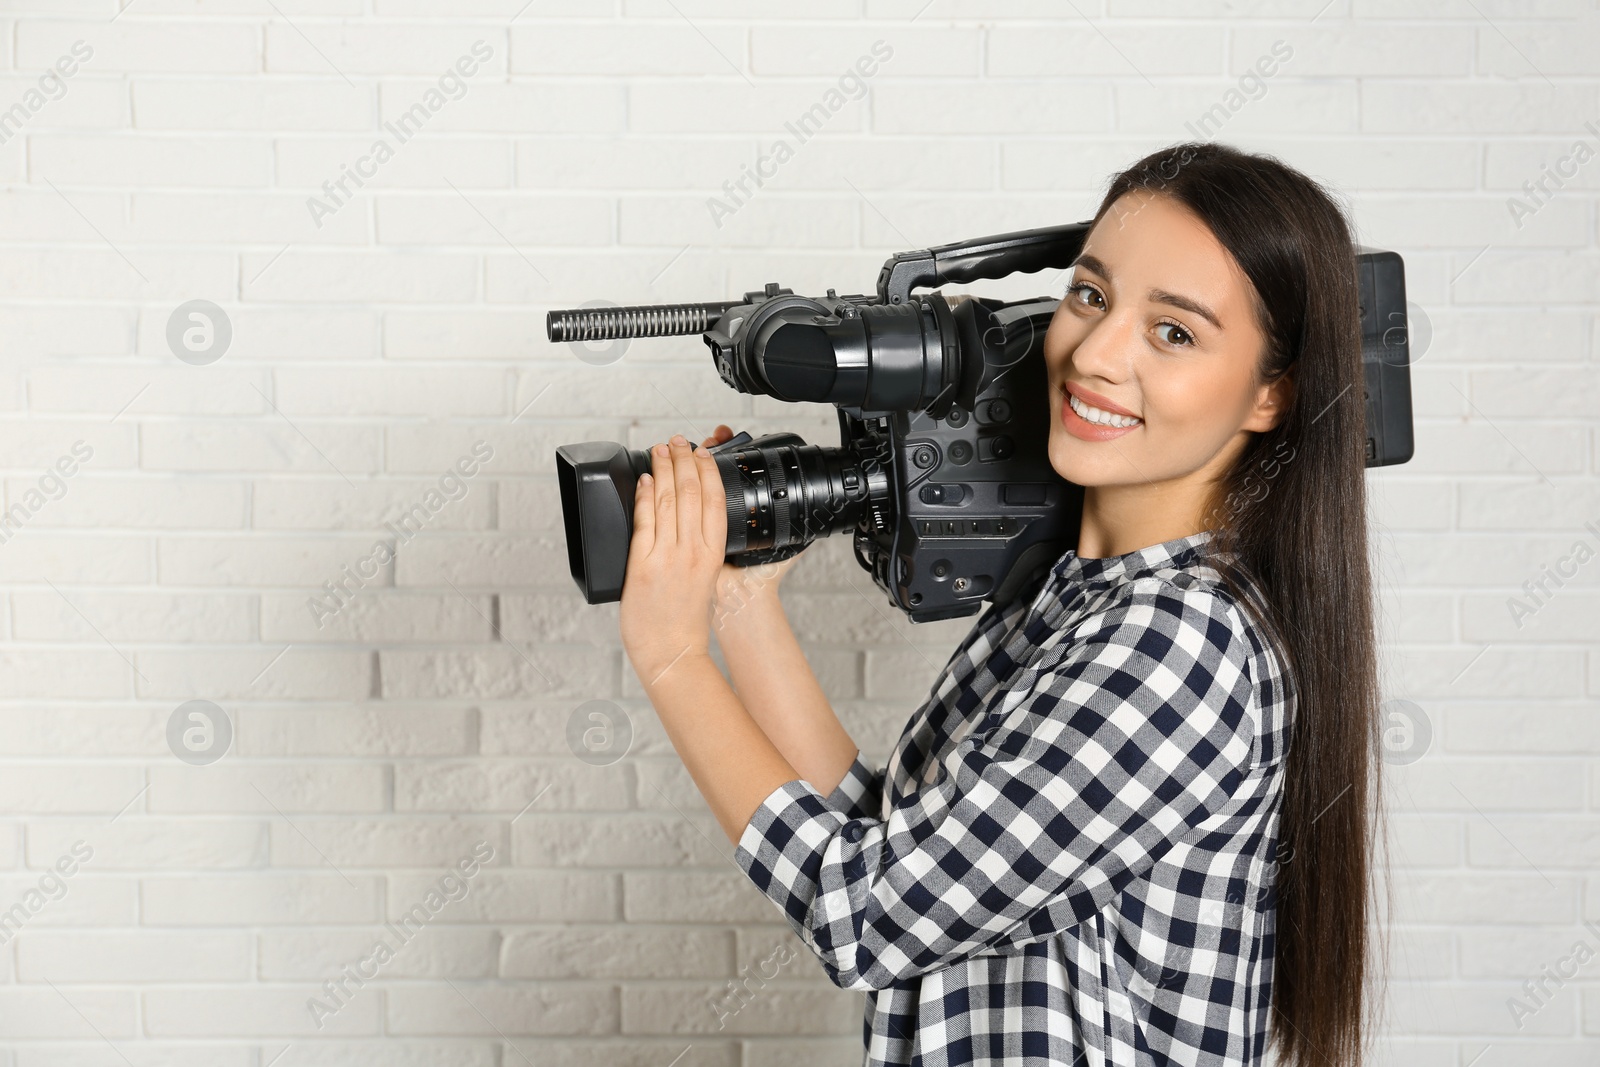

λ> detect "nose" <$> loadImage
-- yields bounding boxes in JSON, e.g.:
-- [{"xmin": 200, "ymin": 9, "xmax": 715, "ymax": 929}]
[{"xmin": 1065, "ymin": 306, "xmax": 1137, "ymax": 387}]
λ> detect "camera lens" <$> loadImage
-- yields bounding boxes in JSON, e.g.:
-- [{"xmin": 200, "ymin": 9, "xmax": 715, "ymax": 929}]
[{"xmin": 717, "ymin": 440, "xmax": 873, "ymax": 556}]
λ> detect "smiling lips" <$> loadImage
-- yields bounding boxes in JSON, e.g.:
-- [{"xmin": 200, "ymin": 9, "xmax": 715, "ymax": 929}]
[{"xmin": 1060, "ymin": 382, "xmax": 1142, "ymax": 441}]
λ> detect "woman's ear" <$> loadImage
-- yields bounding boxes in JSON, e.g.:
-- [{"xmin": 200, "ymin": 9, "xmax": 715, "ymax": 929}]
[{"xmin": 1245, "ymin": 369, "xmax": 1295, "ymax": 433}]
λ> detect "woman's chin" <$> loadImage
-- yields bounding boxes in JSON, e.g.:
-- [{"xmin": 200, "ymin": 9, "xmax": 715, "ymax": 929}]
[
  {"xmin": 1048, "ymin": 435, "xmax": 1106, "ymax": 486},
  {"xmin": 1048, "ymin": 436, "xmax": 1150, "ymax": 489}
]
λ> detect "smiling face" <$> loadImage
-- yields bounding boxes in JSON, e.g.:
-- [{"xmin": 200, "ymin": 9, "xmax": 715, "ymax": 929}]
[{"xmin": 1042, "ymin": 189, "xmax": 1292, "ymax": 530}]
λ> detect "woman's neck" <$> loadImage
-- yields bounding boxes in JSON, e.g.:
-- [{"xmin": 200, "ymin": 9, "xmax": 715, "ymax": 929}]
[{"xmin": 1075, "ymin": 480, "xmax": 1216, "ymax": 559}]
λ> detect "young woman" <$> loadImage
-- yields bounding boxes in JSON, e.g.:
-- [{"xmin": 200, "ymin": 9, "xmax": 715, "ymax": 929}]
[{"xmin": 618, "ymin": 141, "xmax": 1386, "ymax": 1066}]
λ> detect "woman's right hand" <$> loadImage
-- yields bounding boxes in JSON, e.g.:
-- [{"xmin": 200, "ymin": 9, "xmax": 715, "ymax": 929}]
[{"xmin": 698, "ymin": 424, "xmax": 808, "ymax": 616}]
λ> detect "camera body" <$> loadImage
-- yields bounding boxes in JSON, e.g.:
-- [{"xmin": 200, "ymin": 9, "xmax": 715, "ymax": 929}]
[{"xmin": 552, "ymin": 221, "xmax": 1414, "ymax": 623}]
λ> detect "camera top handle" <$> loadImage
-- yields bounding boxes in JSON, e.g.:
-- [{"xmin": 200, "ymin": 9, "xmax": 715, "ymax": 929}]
[{"xmin": 876, "ymin": 221, "xmax": 1093, "ymax": 306}]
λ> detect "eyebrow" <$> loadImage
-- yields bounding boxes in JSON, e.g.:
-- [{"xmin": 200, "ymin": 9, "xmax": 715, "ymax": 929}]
[{"xmin": 1070, "ymin": 253, "xmax": 1224, "ymax": 332}]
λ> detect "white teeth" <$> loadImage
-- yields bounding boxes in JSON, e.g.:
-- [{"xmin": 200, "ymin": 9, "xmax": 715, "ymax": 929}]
[{"xmin": 1069, "ymin": 393, "xmax": 1141, "ymax": 428}]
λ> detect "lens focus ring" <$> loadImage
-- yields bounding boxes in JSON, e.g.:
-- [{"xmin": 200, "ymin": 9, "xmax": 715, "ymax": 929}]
[
  {"xmin": 768, "ymin": 451, "xmax": 789, "ymax": 547},
  {"xmin": 717, "ymin": 458, "xmax": 748, "ymax": 553}
]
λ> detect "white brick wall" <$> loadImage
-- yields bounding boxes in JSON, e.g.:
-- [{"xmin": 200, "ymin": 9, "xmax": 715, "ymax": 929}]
[{"xmin": 0, "ymin": 1, "xmax": 1594, "ymax": 1063}]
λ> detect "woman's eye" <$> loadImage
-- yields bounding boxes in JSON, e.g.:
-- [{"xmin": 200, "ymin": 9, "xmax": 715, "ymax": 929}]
[
  {"xmin": 1155, "ymin": 321, "xmax": 1194, "ymax": 348},
  {"xmin": 1065, "ymin": 281, "xmax": 1104, "ymax": 309}
]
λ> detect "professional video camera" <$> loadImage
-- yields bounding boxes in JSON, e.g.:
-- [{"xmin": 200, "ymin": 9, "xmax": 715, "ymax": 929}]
[{"xmin": 551, "ymin": 222, "xmax": 1415, "ymax": 624}]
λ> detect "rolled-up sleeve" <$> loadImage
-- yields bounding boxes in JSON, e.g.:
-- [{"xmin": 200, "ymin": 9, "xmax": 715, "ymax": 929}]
[
  {"xmin": 821, "ymin": 749, "xmax": 885, "ymax": 822},
  {"xmin": 732, "ymin": 577, "xmax": 1261, "ymax": 992}
]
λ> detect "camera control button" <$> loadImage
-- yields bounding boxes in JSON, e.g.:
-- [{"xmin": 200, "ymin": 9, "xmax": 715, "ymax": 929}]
[
  {"xmin": 980, "ymin": 436, "xmax": 1015, "ymax": 461},
  {"xmin": 919, "ymin": 483, "xmax": 967, "ymax": 505}
]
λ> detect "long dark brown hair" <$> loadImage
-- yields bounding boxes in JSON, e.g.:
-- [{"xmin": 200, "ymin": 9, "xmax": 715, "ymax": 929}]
[{"xmin": 1085, "ymin": 142, "xmax": 1389, "ymax": 1065}]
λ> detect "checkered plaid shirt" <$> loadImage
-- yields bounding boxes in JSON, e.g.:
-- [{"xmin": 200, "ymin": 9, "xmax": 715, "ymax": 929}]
[{"xmin": 734, "ymin": 529, "xmax": 1294, "ymax": 1066}]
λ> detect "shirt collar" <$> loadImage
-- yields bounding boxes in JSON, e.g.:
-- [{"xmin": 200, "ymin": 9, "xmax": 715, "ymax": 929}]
[{"xmin": 1050, "ymin": 528, "xmax": 1217, "ymax": 587}]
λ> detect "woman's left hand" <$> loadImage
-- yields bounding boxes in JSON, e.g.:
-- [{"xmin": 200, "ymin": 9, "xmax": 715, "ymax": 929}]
[{"xmin": 618, "ymin": 433, "xmax": 729, "ymax": 688}]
